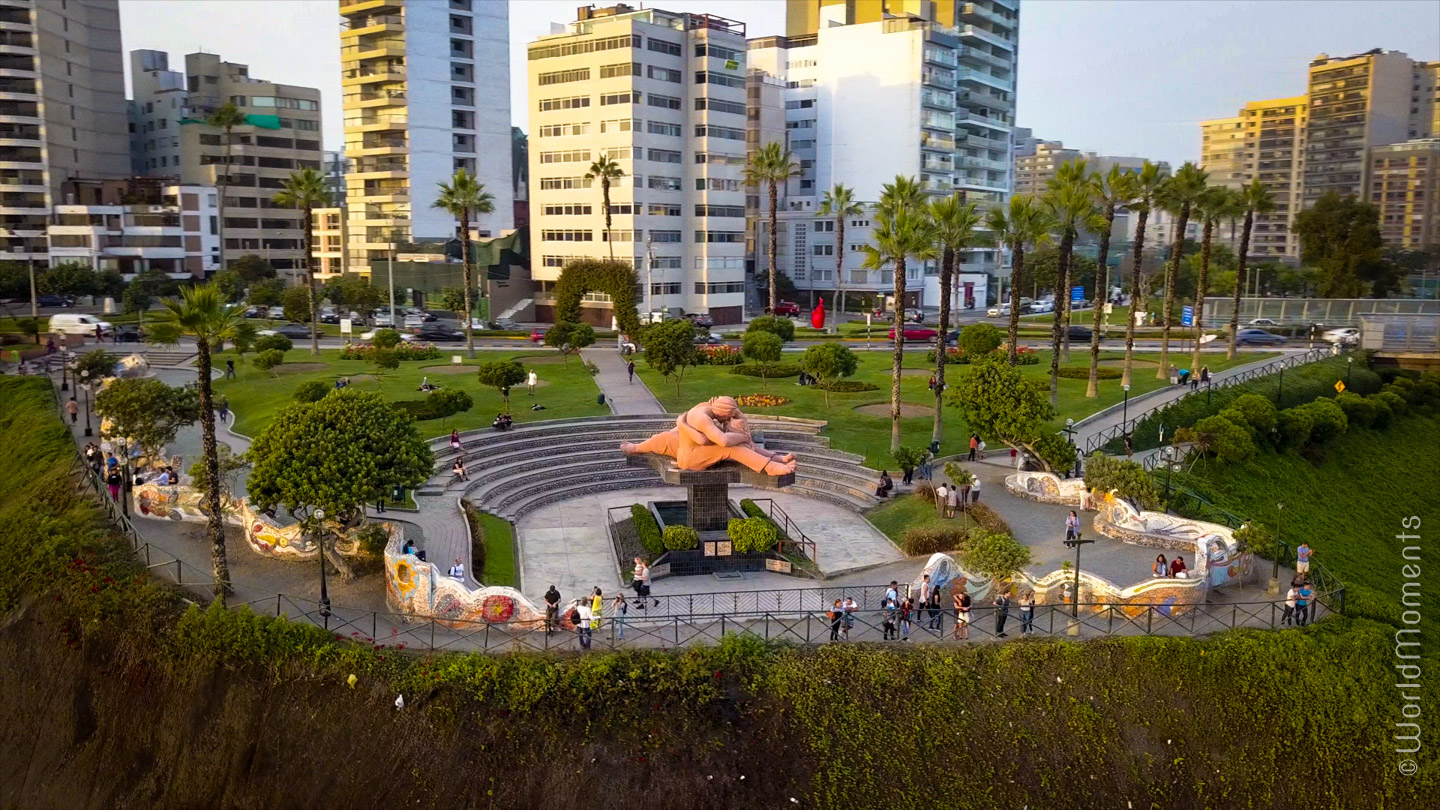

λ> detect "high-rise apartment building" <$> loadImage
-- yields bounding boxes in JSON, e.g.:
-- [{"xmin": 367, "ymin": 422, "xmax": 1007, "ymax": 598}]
[
  {"xmin": 1200, "ymin": 97, "xmax": 1307, "ymax": 259},
  {"xmin": 526, "ymin": 4, "xmax": 750, "ymax": 325},
  {"xmin": 1012, "ymin": 141, "xmax": 1082, "ymax": 196},
  {"xmin": 129, "ymin": 50, "xmax": 323, "ymax": 277},
  {"xmin": 339, "ymin": 0, "xmax": 513, "ymax": 279},
  {"xmin": 0, "ymin": 0, "xmax": 129, "ymax": 267},
  {"xmin": 1302, "ymin": 50, "xmax": 1418, "ymax": 206},
  {"xmin": 48, "ymin": 178, "xmax": 220, "ymax": 275},
  {"xmin": 1370, "ymin": 139, "xmax": 1440, "ymax": 251},
  {"xmin": 747, "ymin": 0, "xmax": 1018, "ymax": 310}
]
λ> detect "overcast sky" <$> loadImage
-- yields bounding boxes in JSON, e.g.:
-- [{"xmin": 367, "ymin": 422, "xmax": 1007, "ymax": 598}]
[{"xmin": 119, "ymin": 0, "xmax": 1439, "ymax": 167}]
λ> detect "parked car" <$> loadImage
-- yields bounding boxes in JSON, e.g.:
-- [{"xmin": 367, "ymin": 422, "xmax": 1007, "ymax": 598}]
[
  {"xmin": 1247, "ymin": 318, "xmax": 1281, "ymax": 327},
  {"xmin": 530, "ymin": 328, "xmax": 547, "ymax": 344},
  {"xmin": 888, "ymin": 326, "xmax": 937, "ymax": 340},
  {"xmin": 49, "ymin": 313, "xmax": 112, "ymax": 337},
  {"xmin": 685, "ymin": 312, "xmax": 714, "ymax": 328},
  {"xmin": 1028, "ymin": 300, "xmax": 1055, "ymax": 314},
  {"xmin": 1235, "ymin": 328, "xmax": 1286, "ymax": 346},
  {"xmin": 403, "ymin": 313, "xmax": 426, "ymax": 331},
  {"xmin": 413, "ymin": 324, "xmax": 466, "ymax": 342},
  {"xmin": 1066, "ymin": 325, "xmax": 1093, "ymax": 341},
  {"xmin": 242, "ymin": 306, "xmax": 270, "ymax": 319},
  {"xmin": 771, "ymin": 301, "xmax": 802, "ymax": 317},
  {"xmin": 1322, "ymin": 327, "xmax": 1359, "ymax": 344},
  {"xmin": 493, "ymin": 318, "xmax": 521, "ymax": 331},
  {"xmin": 640, "ymin": 310, "xmax": 668, "ymax": 325},
  {"xmin": 259, "ymin": 323, "xmax": 314, "ymax": 340},
  {"xmin": 986, "ymin": 303, "xmax": 1012, "ymax": 317},
  {"xmin": 318, "ymin": 306, "xmax": 339, "ymax": 324},
  {"xmin": 36, "ymin": 294, "xmax": 73, "ymax": 308}
]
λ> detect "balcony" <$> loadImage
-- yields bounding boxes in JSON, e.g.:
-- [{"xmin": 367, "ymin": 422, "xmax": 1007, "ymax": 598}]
[
  {"xmin": 921, "ymin": 89, "xmax": 955, "ymax": 109},
  {"xmin": 955, "ymin": 108, "xmax": 1009, "ymax": 130},
  {"xmin": 921, "ymin": 156, "xmax": 955, "ymax": 172},
  {"xmin": 339, "ymin": 0, "xmax": 402, "ymax": 15},
  {"xmin": 340, "ymin": 13, "xmax": 404, "ymax": 36},
  {"xmin": 344, "ymin": 113, "xmax": 407, "ymax": 132},
  {"xmin": 957, "ymin": 131, "xmax": 1009, "ymax": 151},
  {"xmin": 341, "ymin": 38, "xmax": 406, "ymax": 60},
  {"xmin": 922, "ymin": 47, "xmax": 957, "ymax": 67},
  {"xmin": 342, "ymin": 65, "xmax": 405, "ymax": 86},
  {"xmin": 921, "ymin": 133, "xmax": 956, "ymax": 151},
  {"xmin": 956, "ymin": 67, "xmax": 1011, "ymax": 92},
  {"xmin": 957, "ymin": 24, "xmax": 1013, "ymax": 51},
  {"xmin": 351, "ymin": 157, "xmax": 408, "ymax": 176},
  {"xmin": 964, "ymin": 91, "xmax": 1013, "ymax": 112},
  {"xmin": 919, "ymin": 175, "xmax": 955, "ymax": 192},
  {"xmin": 921, "ymin": 110, "xmax": 955, "ymax": 130},
  {"xmin": 0, "ymin": 30, "xmax": 32, "ymax": 51},
  {"xmin": 959, "ymin": 3, "xmax": 1017, "ymax": 32},
  {"xmin": 922, "ymin": 68, "xmax": 955, "ymax": 89},
  {"xmin": 346, "ymin": 88, "xmax": 406, "ymax": 109},
  {"xmin": 958, "ymin": 155, "xmax": 1007, "ymax": 172}
]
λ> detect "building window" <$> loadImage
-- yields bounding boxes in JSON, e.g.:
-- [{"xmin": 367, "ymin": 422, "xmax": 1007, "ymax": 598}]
[
  {"xmin": 695, "ymin": 71, "xmax": 745, "ymax": 89},
  {"xmin": 646, "ymin": 121, "xmax": 681, "ymax": 136},
  {"xmin": 696, "ymin": 204, "xmax": 745, "ymax": 218},
  {"xmin": 695, "ymin": 43, "xmax": 744, "ymax": 62},
  {"xmin": 647, "ymin": 148, "xmax": 681, "ymax": 164},
  {"xmin": 539, "ymin": 123, "xmax": 591, "ymax": 137},
  {"xmin": 694, "ymin": 125, "xmax": 745, "ymax": 141},
  {"xmin": 454, "ymin": 157, "xmax": 475, "ymax": 173},
  {"xmin": 529, "ymin": 34, "xmax": 640, "ymax": 61},
  {"xmin": 694, "ymin": 230, "xmax": 744, "ymax": 243},
  {"xmin": 695, "ymin": 178, "xmax": 741, "ymax": 191},
  {"xmin": 600, "ymin": 91, "xmax": 640, "ymax": 106},
  {"xmin": 538, "ymin": 176, "xmax": 592, "ymax": 190},
  {"xmin": 541, "ymin": 204, "xmax": 593, "ymax": 216},
  {"xmin": 451, "ymin": 39, "xmax": 473, "ymax": 58},
  {"xmin": 539, "ymin": 149, "xmax": 592, "ymax": 164},
  {"xmin": 647, "ymin": 38, "xmax": 681, "ymax": 57},
  {"xmin": 599, "ymin": 62, "xmax": 641, "ymax": 79},
  {"xmin": 695, "ymin": 98, "xmax": 745, "ymax": 115},
  {"xmin": 647, "ymin": 65, "xmax": 682, "ymax": 83},
  {"xmin": 538, "ymin": 95, "xmax": 590, "ymax": 111},
  {"xmin": 541, "ymin": 229, "xmax": 593, "ymax": 241},
  {"xmin": 452, "ymin": 86, "xmax": 474, "ymax": 105},
  {"xmin": 647, "ymin": 175, "xmax": 682, "ymax": 191},
  {"xmin": 452, "ymin": 62, "xmax": 473, "ymax": 81},
  {"xmin": 646, "ymin": 94, "xmax": 681, "ymax": 110},
  {"xmin": 647, "ymin": 203, "xmax": 681, "ymax": 216},
  {"xmin": 649, "ymin": 230, "xmax": 682, "ymax": 243}
]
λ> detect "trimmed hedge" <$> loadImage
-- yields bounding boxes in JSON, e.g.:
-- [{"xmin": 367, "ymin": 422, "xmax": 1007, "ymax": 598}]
[
  {"xmin": 555, "ymin": 259, "xmax": 640, "ymax": 336},
  {"xmin": 731, "ymin": 362, "xmax": 802, "ymax": 378},
  {"xmin": 391, "ymin": 389, "xmax": 474, "ymax": 422},
  {"xmin": 726, "ymin": 516, "xmax": 777, "ymax": 553},
  {"xmin": 662, "ymin": 524, "xmax": 698, "ymax": 552},
  {"xmin": 1056, "ymin": 365, "xmax": 1121, "ymax": 380},
  {"xmin": 818, "ymin": 379, "xmax": 879, "ymax": 392},
  {"xmin": 292, "ymin": 380, "xmax": 330, "ymax": 403},
  {"xmin": 631, "ymin": 503, "xmax": 663, "ymax": 555}
]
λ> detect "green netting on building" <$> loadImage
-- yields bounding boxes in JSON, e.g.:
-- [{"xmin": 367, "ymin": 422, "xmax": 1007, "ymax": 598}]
[
  {"xmin": 177, "ymin": 114, "xmax": 282, "ymax": 129},
  {"xmin": 365, "ymin": 230, "xmax": 528, "ymax": 294}
]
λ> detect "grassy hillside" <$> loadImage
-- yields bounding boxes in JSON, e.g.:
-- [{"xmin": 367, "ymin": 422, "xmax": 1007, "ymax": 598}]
[{"xmin": 0, "ymin": 376, "xmax": 1434, "ymax": 808}]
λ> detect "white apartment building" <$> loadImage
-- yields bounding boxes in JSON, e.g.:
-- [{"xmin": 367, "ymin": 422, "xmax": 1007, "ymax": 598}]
[
  {"xmin": 339, "ymin": 0, "xmax": 513, "ymax": 279},
  {"xmin": 0, "ymin": 0, "xmax": 129, "ymax": 267},
  {"xmin": 746, "ymin": 0, "xmax": 1018, "ymax": 311},
  {"xmin": 526, "ymin": 4, "xmax": 751, "ymax": 325},
  {"xmin": 48, "ymin": 179, "xmax": 219, "ymax": 276}
]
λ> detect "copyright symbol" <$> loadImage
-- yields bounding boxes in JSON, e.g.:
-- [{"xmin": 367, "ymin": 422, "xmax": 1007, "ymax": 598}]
[{"xmin": 1399, "ymin": 759, "xmax": 1417, "ymax": 776}]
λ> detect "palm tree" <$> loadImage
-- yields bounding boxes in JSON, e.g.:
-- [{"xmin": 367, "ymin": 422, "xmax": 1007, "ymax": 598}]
[
  {"xmin": 1190, "ymin": 187, "xmax": 1243, "ymax": 371},
  {"xmin": 743, "ymin": 142, "xmax": 800, "ymax": 313},
  {"xmin": 273, "ymin": 168, "xmax": 328, "ymax": 356},
  {"xmin": 986, "ymin": 195, "xmax": 1052, "ymax": 365},
  {"xmin": 1042, "ymin": 160, "xmax": 1105, "ymax": 406},
  {"xmin": 863, "ymin": 180, "xmax": 936, "ymax": 452},
  {"xmin": 817, "ymin": 184, "xmax": 864, "ymax": 316},
  {"xmin": 926, "ymin": 194, "xmax": 983, "ymax": 443},
  {"xmin": 1228, "ymin": 180, "xmax": 1276, "ymax": 359},
  {"xmin": 584, "ymin": 156, "xmax": 625, "ymax": 261},
  {"xmin": 432, "ymin": 169, "xmax": 495, "ymax": 358},
  {"xmin": 207, "ymin": 102, "xmax": 245, "ymax": 269},
  {"xmin": 1121, "ymin": 162, "xmax": 1168, "ymax": 388},
  {"xmin": 1084, "ymin": 167, "xmax": 1137, "ymax": 398},
  {"xmin": 147, "ymin": 282, "xmax": 244, "ymax": 604},
  {"xmin": 1155, "ymin": 162, "xmax": 1209, "ymax": 379}
]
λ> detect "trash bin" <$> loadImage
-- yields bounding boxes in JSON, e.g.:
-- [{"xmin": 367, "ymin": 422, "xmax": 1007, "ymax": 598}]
[
  {"xmin": 597, "ymin": 393, "xmax": 606, "ymax": 406},
  {"xmin": 392, "ymin": 486, "xmax": 404, "ymax": 502}
]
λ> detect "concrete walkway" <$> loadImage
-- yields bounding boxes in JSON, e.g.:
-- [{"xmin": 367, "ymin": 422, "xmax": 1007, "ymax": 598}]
[{"xmin": 582, "ymin": 347, "xmax": 665, "ymax": 415}]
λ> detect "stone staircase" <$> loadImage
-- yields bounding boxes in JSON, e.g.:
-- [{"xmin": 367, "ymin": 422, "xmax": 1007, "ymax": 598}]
[
  {"xmin": 137, "ymin": 348, "xmax": 198, "ymax": 367},
  {"xmin": 421, "ymin": 414, "xmax": 880, "ymax": 521}
]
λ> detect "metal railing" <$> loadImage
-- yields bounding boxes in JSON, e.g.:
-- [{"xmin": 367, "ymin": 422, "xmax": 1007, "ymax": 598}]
[
  {"xmin": 743, "ymin": 497, "xmax": 818, "ymax": 567},
  {"xmin": 1083, "ymin": 347, "xmax": 1335, "ymax": 454}
]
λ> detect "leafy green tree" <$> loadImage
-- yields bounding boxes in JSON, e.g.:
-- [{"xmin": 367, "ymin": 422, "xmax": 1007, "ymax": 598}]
[
  {"xmin": 246, "ymin": 389, "xmax": 433, "ymax": 581},
  {"xmin": 1120, "ymin": 162, "xmax": 1168, "ymax": 387},
  {"xmin": 1043, "ymin": 159, "xmax": 1106, "ymax": 387},
  {"xmin": 958, "ymin": 530, "xmax": 1032, "ymax": 586},
  {"xmin": 643, "ymin": 317, "xmax": 696, "ymax": 395},
  {"xmin": 864, "ymin": 175, "xmax": 936, "ymax": 452},
  {"xmin": 584, "ymin": 156, "xmax": 626, "ymax": 261},
  {"xmin": 800, "ymin": 341, "xmax": 858, "ymax": 408},
  {"xmin": 73, "ymin": 349, "xmax": 116, "ymax": 382},
  {"xmin": 957, "ymin": 323, "xmax": 1003, "ymax": 359},
  {"xmin": 438, "ymin": 286, "xmax": 468, "ymax": 316},
  {"xmin": 324, "ymin": 275, "xmax": 382, "ymax": 316},
  {"xmin": 1292, "ymin": 192, "xmax": 1398, "ymax": 298},
  {"xmin": 432, "ymin": 168, "xmax": 496, "ymax": 357},
  {"xmin": 132, "ymin": 267, "xmax": 180, "ymax": 298},
  {"xmin": 281, "ymin": 284, "xmax": 312, "ymax": 324},
  {"xmin": 369, "ymin": 347, "xmax": 398, "ymax": 376},
  {"xmin": 544, "ymin": 321, "xmax": 594, "ymax": 366},
  {"xmin": 147, "ymin": 282, "xmax": 247, "ymax": 600},
  {"xmin": 818, "ymin": 184, "xmax": 865, "ymax": 313},
  {"xmin": 1155, "ymin": 162, "xmax": 1209, "ymax": 380},
  {"xmin": 1030, "ymin": 432, "xmax": 1077, "ymax": 474},
  {"xmin": 1082, "ymin": 454, "xmax": 1160, "ymax": 509},
  {"xmin": 94, "ymin": 269, "xmax": 125, "ymax": 299},
  {"xmin": 891, "ymin": 445, "xmax": 927, "ymax": 481},
  {"xmin": 15, "ymin": 317, "xmax": 39, "ymax": 344},
  {"xmin": 186, "ymin": 444, "xmax": 247, "ymax": 511},
  {"xmin": 230, "ymin": 254, "xmax": 277, "ymax": 283},
  {"xmin": 93, "ymin": 378, "xmax": 200, "ymax": 460},
  {"xmin": 928, "ymin": 193, "xmax": 985, "ymax": 444},
  {"xmin": 946, "ymin": 356, "xmax": 1055, "ymax": 450},
  {"xmin": 37, "ymin": 262, "xmax": 97, "ymax": 298},
  {"xmin": 1189, "ymin": 187, "xmax": 1244, "ymax": 371},
  {"xmin": 0, "ymin": 261, "xmax": 28, "ymax": 300},
  {"xmin": 746, "ymin": 314, "xmax": 794, "ymax": 342},
  {"xmin": 428, "ymin": 388, "xmax": 473, "ymax": 426},
  {"xmin": 741, "ymin": 330, "xmax": 783, "ymax": 388},
  {"xmin": 211, "ymin": 269, "xmax": 247, "ymax": 303},
  {"xmin": 1020, "ymin": 247, "xmax": 1100, "ymax": 307},
  {"xmin": 248, "ymin": 277, "xmax": 285, "ymax": 308},
  {"xmin": 370, "ymin": 328, "xmax": 402, "ymax": 349},
  {"xmin": 1182, "ymin": 414, "xmax": 1255, "ymax": 462},
  {"xmin": 1296, "ymin": 397, "xmax": 1347, "ymax": 444},
  {"xmin": 252, "ymin": 348, "xmax": 285, "ymax": 376},
  {"xmin": 121, "ymin": 284, "xmax": 152, "ymax": 325},
  {"xmin": 986, "ymin": 194, "xmax": 1053, "ymax": 365},
  {"xmin": 254, "ymin": 334, "xmax": 293, "ymax": 353},
  {"xmin": 743, "ymin": 142, "xmax": 801, "ymax": 312},
  {"xmin": 274, "ymin": 168, "xmax": 327, "ymax": 355},
  {"xmin": 1229, "ymin": 393, "xmax": 1278, "ymax": 434},
  {"xmin": 476, "ymin": 360, "xmax": 526, "ymax": 411},
  {"xmin": 294, "ymin": 380, "xmax": 331, "ymax": 403}
]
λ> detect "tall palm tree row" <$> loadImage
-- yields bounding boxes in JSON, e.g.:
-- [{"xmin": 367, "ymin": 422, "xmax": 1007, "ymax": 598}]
[
  {"xmin": 432, "ymin": 169, "xmax": 495, "ymax": 358},
  {"xmin": 862, "ymin": 175, "xmax": 933, "ymax": 452},
  {"xmin": 584, "ymin": 156, "xmax": 625, "ymax": 261},
  {"xmin": 817, "ymin": 183, "xmax": 863, "ymax": 315},
  {"xmin": 927, "ymin": 194, "xmax": 983, "ymax": 443},
  {"xmin": 986, "ymin": 194, "xmax": 1052, "ymax": 365},
  {"xmin": 1228, "ymin": 179, "xmax": 1276, "ymax": 359},
  {"xmin": 1190, "ymin": 187, "xmax": 1243, "ymax": 371},
  {"xmin": 1042, "ymin": 160, "xmax": 1104, "ymax": 406},
  {"xmin": 743, "ymin": 142, "xmax": 800, "ymax": 313},
  {"xmin": 1121, "ymin": 162, "xmax": 1167, "ymax": 388},
  {"xmin": 1154, "ymin": 162, "xmax": 1209, "ymax": 379},
  {"xmin": 274, "ymin": 168, "xmax": 328, "ymax": 356},
  {"xmin": 1084, "ymin": 167, "xmax": 1137, "ymax": 398},
  {"xmin": 147, "ymin": 283, "xmax": 244, "ymax": 603},
  {"xmin": 206, "ymin": 102, "xmax": 245, "ymax": 269}
]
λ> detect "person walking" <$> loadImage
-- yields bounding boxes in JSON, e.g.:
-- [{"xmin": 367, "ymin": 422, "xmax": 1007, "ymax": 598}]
[
  {"xmin": 65, "ymin": 397, "xmax": 79, "ymax": 424},
  {"xmin": 945, "ymin": 483, "xmax": 959, "ymax": 519},
  {"xmin": 1065, "ymin": 511, "xmax": 1080, "ymax": 542},
  {"xmin": 1295, "ymin": 542, "xmax": 1311, "ymax": 577},
  {"xmin": 544, "ymin": 585, "xmax": 561, "ymax": 636},
  {"xmin": 993, "ymin": 589, "xmax": 1011, "ymax": 638},
  {"xmin": 95, "ymin": 323, "xmax": 103, "ymax": 342},
  {"xmin": 1019, "ymin": 590, "xmax": 1035, "ymax": 635},
  {"xmin": 968, "ymin": 434, "xmax": 979, "ymax": 462},
  {"xmin": 919, "ymin": 451, "xmax": 933, "ymax": 481},
  {"xmin": 218, "ymin": 397, "xmax": 230, "ymax": 424},
  {"xmin": 527, "ymin": 369, "xmax": 538, "ymax": 397},
  {"xmin": 899, "ymin": 595, "xmax": 913, "ymax": 641},
  {"xmin": 626, "ymin": 360, "xmax": 636, "ymax": 384},
  {"xmin": 610, "ymin": 593, "xmax": 628, "ymax": 641},
  {"xmin": 105, "ymin": 466, "xmax": 123, "ymax": 500},
  {"xmin": 952, "ymin": 581, "xmax": 971, "ymax": 640},
  {"xmin": 447, "ymin": 558, "xmax": 465, "ymax": 581},
  {"xmin": 225, "ymin": 358, "xmax": 236, "ymax": 379},
  {"xmin": 970, "ymin": 477, "xmax": 981, "ymax": 504}
]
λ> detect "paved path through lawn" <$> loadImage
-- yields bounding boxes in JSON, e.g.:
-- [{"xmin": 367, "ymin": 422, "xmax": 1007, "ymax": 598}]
[{"xmin": 582, "ymin": 347, "xmax": 665, "ymax": 415}]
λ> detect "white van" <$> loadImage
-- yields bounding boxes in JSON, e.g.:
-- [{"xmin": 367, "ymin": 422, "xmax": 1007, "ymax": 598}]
[{"xmin": 50, "ymin": 313, "xmax": 113, "ymax": 337}]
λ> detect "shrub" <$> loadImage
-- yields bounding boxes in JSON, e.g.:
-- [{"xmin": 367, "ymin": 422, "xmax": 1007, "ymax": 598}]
[
  {"xmin": 957, "ymin": 530, "xmax": 1031, "ymax": 583},
  {"xmin": 254, "ymin": 334, "xmax": 293, "ymax": 353},
  {"xmin": 252, "ymin": 349, "xmax": 284, "ymax": 374},
  {"xmin": 1275, "ymin": 406, "xmax": 1313, "ymax": 449},
  {"xmin": 662, "ymin": 525, "xmax": 698, "ymax": 552},
  {"xmin": 817, "ymin": 379, "xmax": 878, "ymax": 392},
  {"xmin": 392, "ymin": 389, "xmax": 474, "ymax": 422},
  {"xmin": 370, "ymin": 328, "xmax": 403, "ymax": 349},
  {"xmin": 901, "ymin": 525, "xmax": 966, "ymax": 556},
  {"xmin": 735, "ymin": 394, "xmax": 789, "ymax": 407},
  {"xmin": 1083, "ymin": 454, "xmax": 1161, "ymax": 509},
  {"xmin": 1375, "ymin": 389, "xmax": 1407, "ymax": 416},
  {"xmin": 891, "ymin": 445, "xmax": 927, "ymax": 474},
  {"xmin": 742, "ymin": 331, "xmax": 784, "ymax": 386},
  {"xmin": 1334, "ymin": 391, "xmax": 1376, "ymax": 429},
  {"xmin": 1233, "ymin": 522, "xmax": 1281, "ymax": 559},
  {"xmin": 1297, "ymin": 397, "xmax": 1347, "ymax": 445},
  {"xmin": 1011, "ymin": 346, "xmax": 1040, "ymax": 365},
  {"xmin": 293, "ymin": 380, "xmax": 330, "ymax": 403},
  {"xmin": 695, "ymin": 344, "xmax": 742, "ymax": 366},
  {"xmin": 355, "ymin": 523, "xmax": 389, "ymax": 558},
  {"xmin": 1030, "ymin": 432, "xmax": 1077, "ymax": 473},
  {"xmin": 1229, "ymin": 394, "xmax": 1278, "ymax": 434},
  {"xmin": 727, "ymin": 517, "xmax": 777, "ymax": 554},
  {"xmin": 924, "ymin": 347, "xmax": 969, "ymax": 365},
  {"xmin": 746, "ymin": 314, "xmax": 794, "ymax": 342},
  {"xmin": 739, "ymin": 498, "xmax": 791, "ymax": 545},
  {"xmin": 632, "ymin": 504, "xmax": 663, "ymax": 555},
  {"xmin": 338, "ymin": 342, "xmax": 441, "ymax": 362},
  {"xmin": 369, "ymin": 347, "xmax": 399, "ymax": 374},
  {"xmin": 968, "ymin": 502, "xmax": 1012, "ymax": 537},
  {"xmin": 957, "ymin": 323, "xmax": 1003, "ymax": 358},
  {"xmin": 1190, "ymin": 414, "xmax": 1256, "ymax": 462},
  {"xmin": 731, "ymin": 363, "xmax": 802, "ymax": 378},
  {"xmin": 1367, "ymin": 394, "xmax": 1393, "ymax": 429},
  {"xmin": 1055, "ymin": 365, "xmax": 1122, "ymax": 380}
]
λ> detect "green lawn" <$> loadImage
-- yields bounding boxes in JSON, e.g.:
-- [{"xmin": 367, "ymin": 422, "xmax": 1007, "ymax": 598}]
[
  {"xmin": 867, "ymin": 493, "xmax": 949, "ymax": 544},
  {"xmin": 477, "ymin": 511, "xmax": 517, "ymax": 587},
  {"xmin": 213, "ymin": 348, "xmax": 607, "ymax": 439},
  {"xmin": 637, "ymin": 349, "xmax": 1276, "ymax": 469}
]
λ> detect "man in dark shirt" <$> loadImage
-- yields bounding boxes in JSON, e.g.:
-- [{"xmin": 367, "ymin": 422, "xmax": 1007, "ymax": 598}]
[{"xmin": 544, "ymin": 585, "xmax": 561, "ymax": 636}]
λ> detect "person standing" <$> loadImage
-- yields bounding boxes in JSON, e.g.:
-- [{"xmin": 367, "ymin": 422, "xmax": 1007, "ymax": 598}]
[
  {"xmin": 970, "ymin": 477, "xmax": 981, "ymax": 504},
  {"xmin": 573, "ymin": 600, "xmax": 593, "ymax": 650},
  {"xmin": 977, "ymin": 440, "xmax": 987, "ymax": 460},
  {"xmin": 449, "ymin": 429, "xmax": 462, "ymax": 453},
  {"xmin": 919, "ymin": 451, "xmax": 933, "ymax": 481},
  {"xmin": 527, "ymin": 369, "xmax": 538, "ymax": 397},
  {"xmin": 968, "ymin": 434, "xmax": 979, "ymax": 462},
  {"xmin": 1295, "ymin": 542, "xmax": 1311, "ymax": 577},
  {"xmin": 590, "ymin": 586, "xmax": 604, "ymax": 638},
  {"xmin": 1294, "ymin": 581, "xmax": 1311, "ymax": 627},
  {"xmin": 610, "ymin": 593, "xmax": 628, "ymax": 641},
  {"xmin": 1065, "ymin": 511, "xmax": 1080, "ymax": 542},
  {"xmin": 828, "ymin": 599, "xmax": 844, "ymax": 642},
  {"xmin": 884, "ymin": 580, "xmax": 900, "ymax": 607},
  {"xmin": 1124, "ymin": 434, "xmax": 1134, "ymax": 459},
  {"xmin": 934, "ymin": 483, "xmax": 948, "ymax": 517},
  {"xmin": 1019, "ymin": 591, "xmax": 1035, "ymax": 635},
  {"xmin": 953, "ymin": 581, "xmax": 971, "ymax": 640},
  {"xmin": 65, "ymin": 397, "xmax": 79, "ymax": 424},
  {"xmin": 626, "ymin": 360, "xmax": 636, "ymax": 384},
  {"xmin": 881, "ymin": 597, "xmax": 898, "ymax": 640},
  {"xmin": 899, "ymin": 595, "xmax": 913, "ymax": 641},
  {"xmin": 225, "ymin": 358, "xmax": 236, "ymax": 379},
  {"xmin": 841, "ymin": 596, "xmax": 858, "ymax": 639},
  {"xmin": 945, "ymin": 484, "xmax": 960, "ymax": 519},
  {"xmin": 1282, "ymin": 584, "xmax": 1297, "ymax": 626},
  {"xmin": 544, "ymin": 585, "xmax": 561, "ymax": 636},
  {"xmin": 95, "ymin": 323, "xmax": 103, "ymax": 342},
  {"xmin": 918, "ymin": 574, "xmax": 933, "ymax": 626},
  {"xmin": 957, "ymin": 476, "xmax": 971, "ymax": 510},
  {"xmin": 993, "ymin": 588, "xmax": 1011, "ymax": 638}
]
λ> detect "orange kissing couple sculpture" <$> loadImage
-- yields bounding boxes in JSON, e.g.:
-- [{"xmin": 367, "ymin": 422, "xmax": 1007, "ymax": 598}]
[{"xmin": 620, "ymin": 396, "xmax": 797, "ymax": 476}]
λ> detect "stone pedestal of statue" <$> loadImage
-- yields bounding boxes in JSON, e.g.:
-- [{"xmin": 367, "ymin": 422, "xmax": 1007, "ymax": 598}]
[{"xmin": 628, "ymin": 454, "xmax": 795, "ymax": 531}]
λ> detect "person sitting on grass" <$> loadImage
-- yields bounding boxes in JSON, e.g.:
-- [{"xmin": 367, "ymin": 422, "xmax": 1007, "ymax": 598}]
[
  {"xmin": 492, "ymin": 412, "xmax": 513, "ymax": 431},
  {"xmin": 418, "ymin": 377, "xmax": 439, "ymax": 392}
]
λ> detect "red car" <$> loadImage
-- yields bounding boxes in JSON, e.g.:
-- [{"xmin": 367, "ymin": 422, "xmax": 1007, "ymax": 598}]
[
  {"xmin": 530, "ymin": 329, "xmax": 546, "ymax": 343},
  {"xmin": 889, "ymin": 326, "xmax": 938, "ymax": 340},
  {"xmin": 771, "ymin": 301, "xmax": 801, "ymax": 317}
]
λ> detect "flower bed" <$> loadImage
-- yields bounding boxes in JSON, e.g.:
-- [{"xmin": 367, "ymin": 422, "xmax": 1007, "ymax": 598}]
[
  {"xmin": 736, "ymin": 394, "xmax": 789, "ymax": 407},
  {"xmin": 339, "ymin": 342, "xmax": 442, "ymax": 361},
  {"xmin": 695, "ymin": 344, "xmax": 742, "ymax": 366}
]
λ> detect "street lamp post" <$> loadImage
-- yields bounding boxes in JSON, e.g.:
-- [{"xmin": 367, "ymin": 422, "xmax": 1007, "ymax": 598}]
[
  {"xmin": 1062, "ymin": 417, "xmax": 1077, "ymax": 478},
  {"xmin": 1064, "ymin": 537, "xmax": 1094, "ymax": 619},
  {"xmin": 79, "ymin": 370, "xmax": 92, "ymax": 437},
  {"xmin": 60, "ymin": 351, "xmax": 70, "ymax": 391},
  {"xmin": 1271, "ymin": 502, "xmax": 1285, "ymax": 593},
  {"xmin": 1121, "ymin": 384, "xmax": 1131, "ymax": 436},
  {"xmin": 1346, "ymin": 355, "xmax": 1353, "ymax": 388},
  {"xmin": 1277, "ymin": 366, "xmax": 1285, "ymax": 408},
  {"xmin": 117, "ymin": 437, "xmax": 130, "ymax": 519},
  {"xmin": 314, "ymin": 508, "xmax": 331, "ymax": 625}
]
